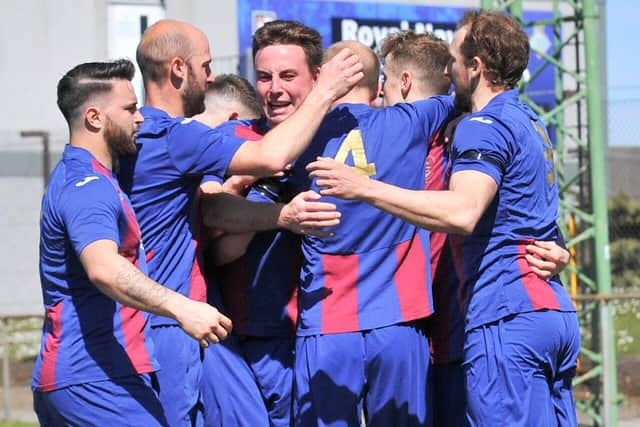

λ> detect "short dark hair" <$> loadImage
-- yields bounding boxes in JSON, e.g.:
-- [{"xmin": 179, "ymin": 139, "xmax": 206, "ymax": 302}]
[
  {"xmin": 252, "ymin": 20, "xmax": 323, "ymax": 72},
  {"xmin": 206, "ymin": 74, "xmax": 262, "ymax": 118},
  {"xmin": 57, "ymin": 59, "xmax": 135, "ymax": 128},
  {"xmin": 136, "ymin": 28, "xmax": 193, "ymax": 84},
  {"xmin": 458, "ymin": 10, "xmax": 529, "ymax": 89},
  {"xmin": 380, "ymin": 30, "xmax": 452, "ymax": 95}
]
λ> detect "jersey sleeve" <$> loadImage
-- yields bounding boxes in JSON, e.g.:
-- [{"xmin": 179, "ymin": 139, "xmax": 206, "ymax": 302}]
[
  {"xmin": 450, "ymin": 117, "xmax": 511, "ymax": 187},
  {"xmin": 412, "ymin": 95, "xmax": 456, "ymax": 140},
  {"xmin": 59, "ymin": 177, "xmax": 121, "ymax": 256},
  {"xmin": 168, "ymin": 119, "xmax": 245, "ymax": 179}
]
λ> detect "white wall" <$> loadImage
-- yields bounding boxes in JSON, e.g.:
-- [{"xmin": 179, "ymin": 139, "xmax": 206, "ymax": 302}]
[
  {"xmin": 0, "ymin": 0, "xmax": 108, "ymax": 146},
  {"xmin": 0, "ymin": 0, "xmax": 239, "ymax": 147},
  {"xmin": 0, "ymin": 0, "xmax": 238, "ymax": 315}
]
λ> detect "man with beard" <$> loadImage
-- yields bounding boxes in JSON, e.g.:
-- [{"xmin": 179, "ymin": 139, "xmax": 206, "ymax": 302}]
[
  {"xmin": 117, "ymin": 19, "xmax": 363, "ymax": 426},
  {"xmin": 378, "ymin": 29, "xmax": 570, "ymax": 427},
  {"xmin": 33, "ymin": 59, "xmax": 230, "ymax": 425},
  {"xmin": 308, "ymin": 11, "xmax": 579, "ymax": 426}
]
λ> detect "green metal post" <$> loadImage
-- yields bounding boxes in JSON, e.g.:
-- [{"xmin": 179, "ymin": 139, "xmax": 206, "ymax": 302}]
[
  {"xmin": 583, "ymin": 0, "xmax": 618, "ymax": 425},
  {"xmin": 480, "ymin": 0, "xmax": 493, "ymax": 10}
]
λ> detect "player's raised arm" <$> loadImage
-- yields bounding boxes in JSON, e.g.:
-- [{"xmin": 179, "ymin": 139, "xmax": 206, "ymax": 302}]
[{"xmin": 227, "ymin": 48, "xmax": 364, "ymax": 176}]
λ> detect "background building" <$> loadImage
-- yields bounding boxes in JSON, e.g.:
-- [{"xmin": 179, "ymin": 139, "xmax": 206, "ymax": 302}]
[{"xmin": 0, "ymin": 0, "xmax": 638, "ymax": 424}]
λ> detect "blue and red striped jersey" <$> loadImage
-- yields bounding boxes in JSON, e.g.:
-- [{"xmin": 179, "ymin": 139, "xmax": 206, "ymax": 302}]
[
  {"xmin": 33, "ymin": 145, "xmax": 158, "ymax": 391},
  {"xmin": 450, "ymin": 89, "xmax": 575, "ymax": 332},
  {"xmin": 210, "ymin": 119, "xmax": 300, "ymax": 337},
  {"xmin": 422, "ymin": 124, "xmax": 466, "ymax": 364},
  {"xmin": 118, "ymin": 106, "xmax": 244, "ymax": 326},
  {"xmin": 294, "ymin": 96, "xmax": 456, "ymax": 335}
]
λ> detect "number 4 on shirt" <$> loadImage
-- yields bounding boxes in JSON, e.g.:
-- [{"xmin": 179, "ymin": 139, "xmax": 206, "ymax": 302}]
[{"xmin": 334, "ymin": 129, "xmax": 377, "ymax": 177}]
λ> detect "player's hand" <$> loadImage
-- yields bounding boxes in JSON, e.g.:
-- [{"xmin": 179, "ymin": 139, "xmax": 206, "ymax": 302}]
[
  {"xmin": 278, "ymin": 190, "xmax": 341, "ymax": 237},
  {"xmin": 200, "ymin": 180, "xmax": 223, "ymax": 195},
  {"xmin": 177, "ymin": 300, "xmax": 233, "ymax": 347},
  {"xmin": 307, "ymin": 157, "xmax": 368, "ymax": 200},
  {"xmin": 222, "ymin": 175, "xmax": 256, "ymax": 195},
  {"xmin": 525, "ymin": 240, "xmax": 570, "ymax": 279},
  {"xmin": 315, "ymin": 48, "xmax": 364, "ymax": 102}
]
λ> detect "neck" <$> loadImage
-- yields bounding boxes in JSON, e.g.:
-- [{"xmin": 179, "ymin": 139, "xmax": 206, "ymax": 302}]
[
  {"xmin": 332, "ymin": 86, "xmax": 375, "ymax": 108},
  {"xmin": 144, "ymin": 81, "xmax": 186, "ymax": 117},
  {"xmin": 404, "ymin": 86, "xmax": 437, "ymax": 103},
  {"xmin": 69, "ymin": 131, "xmax": 113, "ymax": 170},
  {"xmin": 471, "ymin": 80, "xmax": 507, "ymax": 113}
]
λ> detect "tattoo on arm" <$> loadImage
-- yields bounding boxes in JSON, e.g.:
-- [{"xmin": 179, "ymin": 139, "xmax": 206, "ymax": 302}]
[{"xmin": 115, "ymin": 261, "xmax": 170, "ymax": 314}]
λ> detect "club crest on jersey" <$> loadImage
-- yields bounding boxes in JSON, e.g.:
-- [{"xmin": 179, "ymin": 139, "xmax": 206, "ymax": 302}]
[
  {"xmin": 75, "ymin": 176, "xmax": 99, "ymax": 187},
  {"xmin": 469, "ymin": 117, "xmax": 493, "ymax": 125}
]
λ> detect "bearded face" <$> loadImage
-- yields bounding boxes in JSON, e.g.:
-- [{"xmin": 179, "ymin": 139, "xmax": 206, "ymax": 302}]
[
  {"xmin": 454, "ymin": 90, "xmax": 472, "ymax": 114},
  {"xmin": 182, "ymin": 63, "xmax": 207, "ymax": 117},
  {"xmin": 104, "ymin": 115, "xmax": 137, "ymax": 157}
]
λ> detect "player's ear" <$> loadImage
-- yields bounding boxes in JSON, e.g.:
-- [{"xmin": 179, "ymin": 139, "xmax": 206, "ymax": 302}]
[
  {"xmin": 470, "ymin": 56, "xmax": 482, "ymax": 79},
  {"xmin": 401, "ymin": 70, "xmax": 412, "ymax": 99},
  {"xmin": 84, "ymin": 106, "xmax": 104, "ymax": 131},
  {"xmin": 169, "ymin": 56, "xmax": 188, "ymax": 86}
]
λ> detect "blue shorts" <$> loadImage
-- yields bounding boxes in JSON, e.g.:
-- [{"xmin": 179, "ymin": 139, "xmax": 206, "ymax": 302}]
[
  {"xmin": 150, "ymin": 325, "xmax": 204, "ymax": 427},
  {"xmin": 33, "ymin": 374, "xmax": 168, "ymax": 426},
  {"xmin": 243, "ymin": 336, "xmax": 295, "ymax": 427},
  {"xmin": 464, "ymin": 310, "xmax": 580, "ymax": 427},
  {"xmin": 201, "ymin": 332, "xmax": 270, "ymax": 426},
  {"xmin": 432, "ymin": 361, "xmax": 468, "ymax": 427},
  {"xmin": 294, "ymin": 322, "xmax": 431, "ymax": 427}
]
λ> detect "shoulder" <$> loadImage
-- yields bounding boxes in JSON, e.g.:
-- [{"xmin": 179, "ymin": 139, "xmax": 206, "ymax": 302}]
[
  {"xmin": 215, "ymin": 119, "xmax": 264, "ymax": 141},
  {"xmin": 457, "ymin": 111, "xmax": 508, "ymax": 138},
  {"xmin": 58, "ymin": 172, "xmax": 118, "ymax": 212}
]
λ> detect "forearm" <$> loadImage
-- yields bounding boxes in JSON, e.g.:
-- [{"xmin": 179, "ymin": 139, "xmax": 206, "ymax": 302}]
[
  {"xmin": 359, "ymin": 178, "xmax": 477, "ymax": 234},
  {"xmin": 108, "ymin": 255, "xmax": 183, "ymax": 317},
  {"xmin": 201, "ymin": 192, "xmax": 283, "ymax": 233},
  {"xmin": 81, "ymin": 240, "xmax": 233, "ymax": 344},
  {"xmin": 84, "ymin": 247, "xmax": 186, "ymax": 321},
  {"xmin": 228, "ymin": 89, "xmax": 335, "ymax": 176},
  {"xmin": 259, "ymin": 89, "xmax": 334, "ymax": 171},
  {"xmin": 310, "ymin": 160, "xmax": 496, "ymax": 235},
  {"xmin": 227, "ymin": 48, "xmax": 363, "ymax": 176}
]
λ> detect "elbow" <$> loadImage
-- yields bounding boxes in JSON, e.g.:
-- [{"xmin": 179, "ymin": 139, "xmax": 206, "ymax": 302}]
[
  {"xmin": 214, "ymin": 238, "xmax": 250, "ymax": 266},
  {"xmin": 215, "ymin": 247, "xmax": 246, "ymax": 266},
  {"xmin": 85, "ymin": 265, "xmax": 112, "ymax": 292},
  {"xmin": 254, "ymin": 151, "xmax": 289, "ymax": 176},
  {"xmin": 449, "ymin": 210, "xmax": 481, "ymax": 236}
]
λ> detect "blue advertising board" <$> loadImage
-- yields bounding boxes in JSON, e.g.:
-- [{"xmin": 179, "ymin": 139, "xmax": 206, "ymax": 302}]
[{"xmin": 238, "ymin": 0, "xmax": 556, "ymax": 109}]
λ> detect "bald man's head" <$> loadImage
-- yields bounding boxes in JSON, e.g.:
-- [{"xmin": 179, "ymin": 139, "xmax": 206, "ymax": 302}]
[
  {"xmin": 136, "ymin": 19, "xmax": 214, "ymax": 116},
  {"xmin": 136, "ymin": 19, "xmax": 207, "ymax": 84},
  {"xmin": 325, "ymin": 41, "xmax": 379, "ymax": 96}
]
